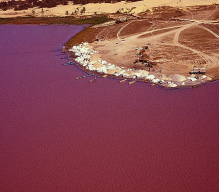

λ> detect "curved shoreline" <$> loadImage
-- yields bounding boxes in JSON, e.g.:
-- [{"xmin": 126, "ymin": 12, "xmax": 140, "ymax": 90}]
[
  {"xmin": 1, "ymin": 1, "xmax": 217, "ymax": 89},
  {"xmin": 67, "ymin": 42, "xmax": 214, "ymax": 88},
  {"xmin": 65, "ymin": 3, "xmax": 219, "ymax": 89}
]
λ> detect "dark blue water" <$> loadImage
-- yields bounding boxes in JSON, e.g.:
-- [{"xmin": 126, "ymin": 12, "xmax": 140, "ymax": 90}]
[{"xmin": 0, "ymin": 25, "xmax": 219, "ymax": 192}]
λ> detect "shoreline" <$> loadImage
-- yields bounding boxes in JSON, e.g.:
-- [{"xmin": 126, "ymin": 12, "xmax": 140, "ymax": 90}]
[
  {"xmin": 0, "ymin": 15, "xmax": 112, "ymax": 25},
  {"xmin": 64, "ymin": 2, "xmax": 219, "ymax": 89},
  {"xmin": 67, "ymin": 42, "xmax": 214, "ymax": 89},
  {"xmin": 1, "ymin": 1, "xmax": 218, "ymax": 88}
]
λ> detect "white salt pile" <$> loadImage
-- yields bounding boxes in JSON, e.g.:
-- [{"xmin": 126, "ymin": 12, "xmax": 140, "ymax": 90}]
[
  {"xmin": 69, "ymin": 42, "xmax": 158, "ymax": 82},
  {"xmin": 68, "ymin": 42, "xmax": 213, "ymax": 88},
  {"xmin": 172, "ymin": 74, "xmax": 186, "ymax": 82}
]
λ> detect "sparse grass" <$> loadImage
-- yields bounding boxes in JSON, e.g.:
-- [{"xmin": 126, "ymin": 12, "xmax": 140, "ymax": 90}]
[
  {"xmin": 0, "ymin": 14, "xmax": 113, "ymax": 51},
  {"xmin": 64, "ymin": 27, "xmax": 102, "ymax": 48},
  {"xmin": 0, "ymin": 15, "xmax": 112, "ymax": 25},
  {"xmin": 0, "ymin": 14, "xmax": 112, "ymax": 49}
]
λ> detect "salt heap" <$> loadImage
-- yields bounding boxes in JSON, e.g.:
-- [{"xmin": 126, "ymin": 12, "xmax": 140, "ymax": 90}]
[
  {"xmin": 69, "ymin": 42, "xmax": 154, "ymax": 80},
  {"xmin": 69, "ymin": 42, "xmax": 176, "ymax": 87},
  {"xmin": 186, "ymin": 74, "xmax": 197, "ymax": 81},
  {"xmin": 172, "ymin": 74, "xmax": 186, "ymax": 82},
  {"xmin": 167, "ymin": 82, "xmax": 177, "ymax": 88}
]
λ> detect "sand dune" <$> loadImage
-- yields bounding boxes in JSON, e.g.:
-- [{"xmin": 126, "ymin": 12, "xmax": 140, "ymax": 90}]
[{"xmin": 0, "ymin": 0, "xmax": 218, "ymax": 18}]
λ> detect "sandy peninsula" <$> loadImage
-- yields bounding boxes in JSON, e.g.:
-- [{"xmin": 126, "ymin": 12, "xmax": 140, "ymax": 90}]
[
  {"xmin": 64, "ymin": 1, "xmax": 219, "ymax": 88},
  {"xmin": 1, "ymin": 0, "xmax": 219, "ymax": 88}
]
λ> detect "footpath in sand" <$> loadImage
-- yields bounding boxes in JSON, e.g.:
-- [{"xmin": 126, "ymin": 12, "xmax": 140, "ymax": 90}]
[{"xmin": 68, "ymin": 3, "xmax": 219, "ymax": 88}]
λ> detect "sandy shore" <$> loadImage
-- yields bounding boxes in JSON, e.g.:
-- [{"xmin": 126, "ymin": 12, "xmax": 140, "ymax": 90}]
[
  {"xmin": 65, "ymin": 1, "xmax": 219, "ymax": 88},
  {"xmin": 1, "ymin": 0, "xmax": 218, "ymax": 88},
  {"xmin": 0, "ymin": 0, "xmax": 218, "ymax": 18},
  {"xmin": 68, "ymin": 42, "xmax": 213, "ymax": 88}
]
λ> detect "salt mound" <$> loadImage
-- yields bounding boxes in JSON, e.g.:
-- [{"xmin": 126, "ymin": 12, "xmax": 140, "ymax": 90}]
[
  {"xmin": 90, "ymin": 53, "xmax": 101, "ymax": 61},
  {"xmin": 161, "ymin": 74, "xmax": 172, "ymax": 81},
  {"xmin": 168, "ymin": 83, "xmax": 177, "ymax": 87},
  {"xmin": 187, "ymin": 75, "xmax": 197, "ymax": 81},
  {"xmin": 89, "ymin": 60, "xmax": 97, "ymax": 65},
  {"xmin": 172, "ymin": 74, "xmax": 186, "ymax": 82},
  {"xmin": 147, "ymin": 74, "xmax": 155, "ymax": 80},
  {"xmin": 138, "ymin": 70, "xmax": 149, "ymax": 76},
  {"xmin": 206, "ymin": 76, "xmax": 212, "ymax": 81},
  {"xmin": 84, "ymin": 44, "xmax": 93, "ymax": 49},
  {"xmin": 93, "ymin": 62, "xmax": 103, "ymax": 69},
  {"xmin": 107, "ymin": 69, "xmax": 119, "ymax": 75}
]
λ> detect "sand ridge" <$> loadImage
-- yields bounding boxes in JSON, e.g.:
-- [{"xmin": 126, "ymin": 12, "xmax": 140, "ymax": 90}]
[{"xmin": 0, "ymin": 0, "xmax": 218, "ymax": 18}]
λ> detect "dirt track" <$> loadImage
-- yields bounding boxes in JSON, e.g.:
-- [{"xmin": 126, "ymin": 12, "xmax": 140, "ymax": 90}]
[{"xmin": 89, "ymin": 5, "xmax": 219, "ymax": 80}]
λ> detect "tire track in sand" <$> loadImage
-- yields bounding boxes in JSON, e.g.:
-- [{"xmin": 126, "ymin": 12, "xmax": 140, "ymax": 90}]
[{"xmin": 173, "ymin": 23, "xmax": 219, "ymax": 68}]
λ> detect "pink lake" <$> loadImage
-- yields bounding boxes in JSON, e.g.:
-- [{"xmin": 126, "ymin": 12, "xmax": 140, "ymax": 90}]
[{"xmin": 0, "ymin": 25, "xmax": 219, "ymax": 192}]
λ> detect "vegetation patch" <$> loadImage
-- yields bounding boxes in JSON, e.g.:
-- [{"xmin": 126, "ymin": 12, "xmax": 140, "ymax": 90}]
[
  {"xmin": 0, "ymin": 15, "xmax": 111, "ymax": 25},
  {"xmin": 65, "ymin": 27, "xmax": 102, "ymax": 48}
]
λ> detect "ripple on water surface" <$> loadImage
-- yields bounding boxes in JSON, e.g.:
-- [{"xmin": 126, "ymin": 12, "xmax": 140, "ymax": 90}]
[{"xmin": 0, "ymin": 25, "xmax": 219, "ymax": 192}]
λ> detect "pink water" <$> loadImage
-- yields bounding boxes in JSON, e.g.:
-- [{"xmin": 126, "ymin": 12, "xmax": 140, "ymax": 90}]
[{"xmin": 0, "ymin": 25, "xmax": 219, "ymax": 192}]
